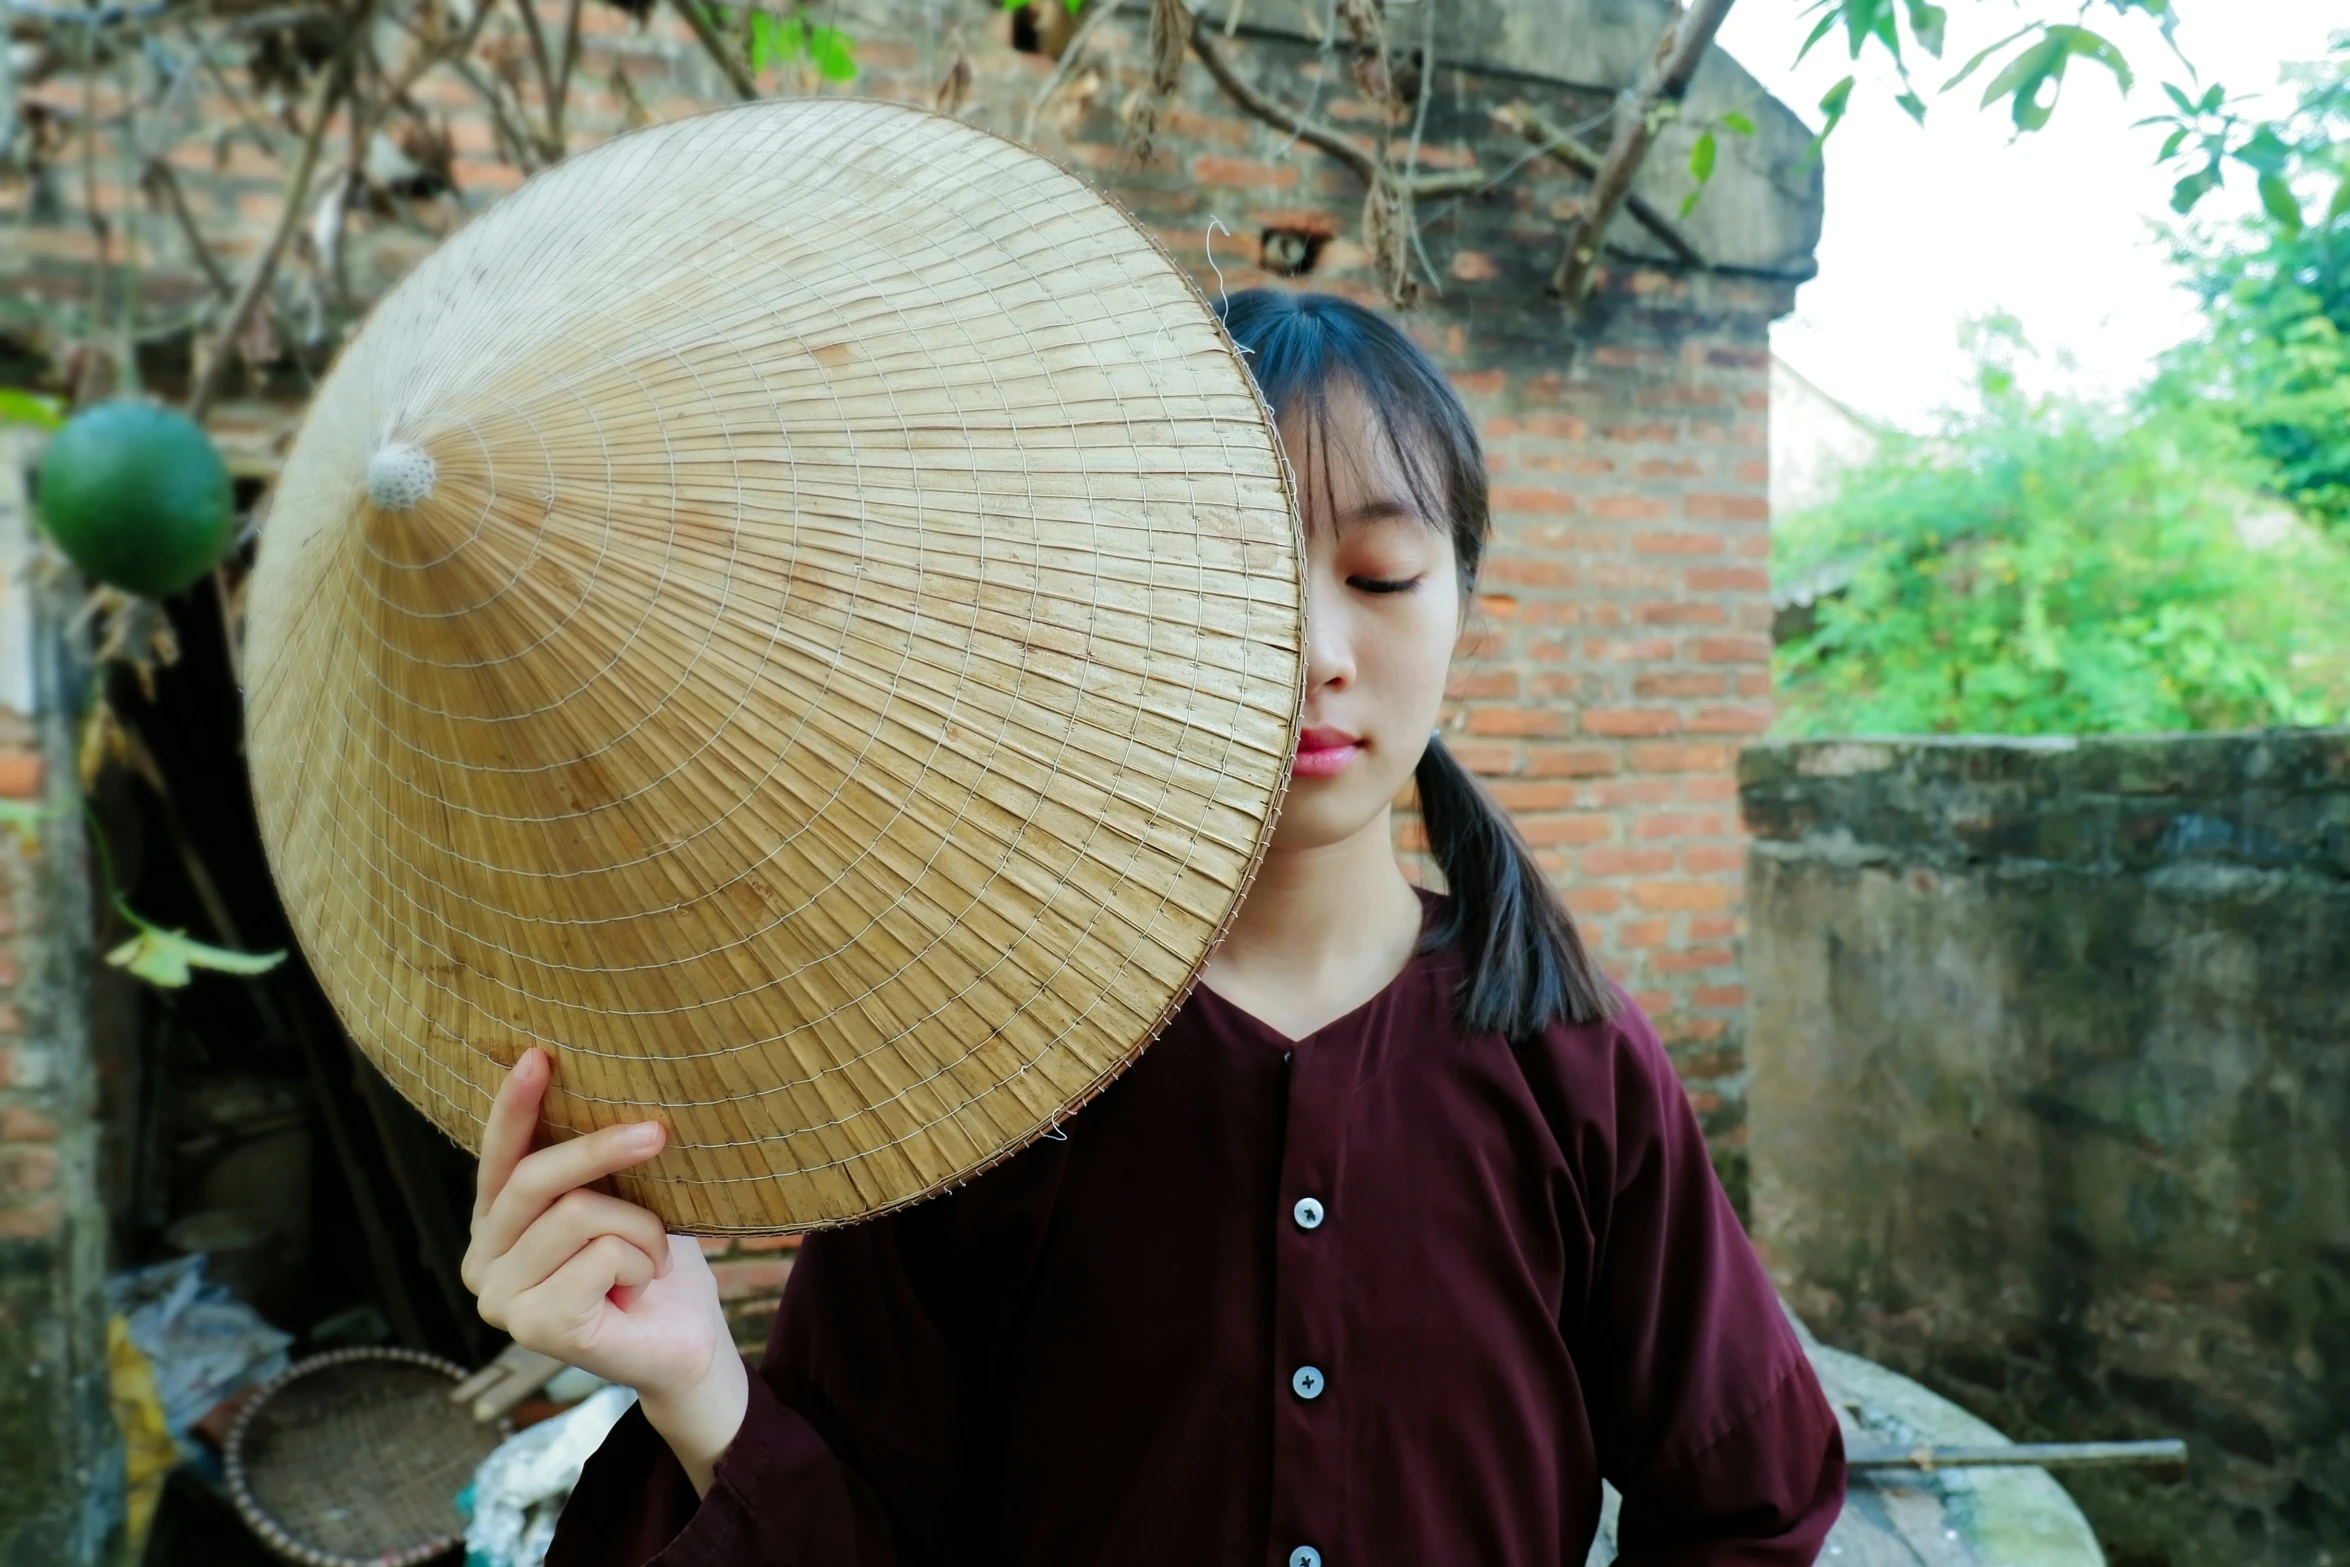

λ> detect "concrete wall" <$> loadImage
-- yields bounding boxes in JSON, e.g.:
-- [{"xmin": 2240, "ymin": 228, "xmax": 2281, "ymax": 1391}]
[
  {"xmin": 1743, "ymin": 732, "xmax": 2350, "ymax": 1567},
  {"xmin": 0, "ymin": 434, "xmax": 117, "ymax": 1563}
]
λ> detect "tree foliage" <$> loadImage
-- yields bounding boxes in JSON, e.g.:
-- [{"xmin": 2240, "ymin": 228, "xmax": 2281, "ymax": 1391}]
[
  {"xmin": 2150, "ymin": 45, "xmax": 2350, "ymax": 533},
  {"xmin": 1773, "ymin": 323, "xmax": 2350, "ymax": 737}
]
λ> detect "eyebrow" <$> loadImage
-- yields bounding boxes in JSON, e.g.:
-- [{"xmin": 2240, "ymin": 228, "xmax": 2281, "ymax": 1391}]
[{"xmin": 1339, "ymin": 498, "xmax": 1420, "ymax": 527}]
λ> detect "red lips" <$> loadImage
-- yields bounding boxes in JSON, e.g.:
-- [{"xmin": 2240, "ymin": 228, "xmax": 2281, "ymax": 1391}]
[{"xmin": 1291, "ymin": 726, "xmax": 1364, "ymax": 779}]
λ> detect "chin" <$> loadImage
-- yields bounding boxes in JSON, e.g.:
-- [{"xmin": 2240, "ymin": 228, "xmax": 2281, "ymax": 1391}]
[{"xmin": 1268, "ymin": 771, "xmax": 1401, "ymax": 854}]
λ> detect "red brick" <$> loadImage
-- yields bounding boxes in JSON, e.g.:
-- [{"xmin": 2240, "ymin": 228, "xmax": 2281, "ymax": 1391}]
[
  {"xmin": 1524, "ymin": 747, "xmax": 1620, "ymax": 778},
  {"xmin": 1685, "ymin": 492, "xmax": 1771, "ymax": 522},
  {"xmin": 0, "ymin": 1146, "xmax": 57, "ymax": 1195},
  {"xmin": 0, "ymin": 752, "xmax": 40, "ymax": 799},
  {"xmin": 1517, "ymin": 814, "xmax": 1611, "ymax": 847},
  {"xmin": 1447, "ymin": 669, "xmax": 1519, "ymax": 700},
  {"xmin": 0, "ymin": 1004, "xmax": 20, "ymax": 1037},
  {"xmin": 1681, "ymin": 845, "xmax": 1747, "ymax": 874},
  {"xmin": 1694, "ymin": 985, "xmax": 1747, "ymax": 1009},
  {"xmin": 1193, "ymin": 155, "xmax": 1301, "ymax": 189},
  {"xmin": 1447, "ymin": 740, "xmax": 1517, "ymax": 776},
  {"xmin": 1488, "ymin": 485, "xmax": 1576, "ymax": 516},
  {"xmin": 1689, "ymin": 705, "xmax": 1774, "ymax": 735},
  {"xmin": 1631, "ymin": 531, "xmax": 1725, "ymax": 557},
  {"xmin": 1736, "ymin": 670, "xmax": 1773, "ymax": 697},
  {"xmin": 1685, "ymin": 566, "xmax": 1770, "ymax": 593},
  {"xmin": 0, "ymin": 1105, "xmax": 55, "ymax": 1142},
  {"xmin": 1627, "ymin": 742, "xmax": 1734, "ymax": 773},
  {"xmin": 1449, "ymin": 368, "xmax": 1507, "ymax": 397},
  {"xmin": 1618, "ymin": 919, "xmax": 1674, "ymax": 949},
  {"xmin": 1486, "ymin": 782, "xmax": 1581, "ymax": 811},
  {"xmin": 1689, "ymin": 916, "xmax": 1740, "ymax": 941},
  {"xmin": 1565, "ymin": 885, "xmax": 1624, "ymax": 917},
  {"xmin": 1465, "ymin": 705, "xmax": 1567, "ymax": 738},
  {"xmin": 0, "ymin": 1198, "xmax": 59, "ymax": 1240},
  {"xmin": 1582, "ymin": 708, "xmax": 1678, "ymax": 738},
  {"xmin": 1636, "ymin": 602, "xmax": 1728, "ymax": 627},
  {"xmin": 1633, "ymin": 672, "xmax": 1729, "ymax": 700},
  {"xmin": 1581, "ymin": 846, "xmax": 1674, "ymax": 877},
  {"xmin": 731, "ymin": 1233, "xmax": 802, "ymax": 1253},
  {"xmin": 1732, "ymin": 458, "xmax": 1773, "ymax": 484},
  {"xmin": 1635, "ymin": 457, "xmax": 1705, "ymax": 479},
  {"xmin": 1692, "ymin": 635, "xmax": 1771, "ymax": 665},
  {"xmin": 1631, "ymin": 879, "xmax": 1733, "ymax": 912},
  {"xmin": 1650, "ymin": 947, "xmax": 1736, "ymax": 975},
  {"xmin": 1635, "ymin": 812, "xmax": 1728, "ymax": 839},
  {"xmin": 1484, "ymin": 557, "xmax": 1578, "ymax": 589},
  {"xmin": 1592, "ymin": 494, "xmax": 1671, "ymax": 521},
  {"xmin": 697, "ymin": 1236, "xmax": 732, "ymax": 1257}
]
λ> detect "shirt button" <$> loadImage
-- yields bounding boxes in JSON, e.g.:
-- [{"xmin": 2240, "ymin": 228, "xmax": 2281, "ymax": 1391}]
[
  {"xmin": 1289, "ymin": 1549, "xmax": 1322, "ymax": 1567},
  {"xmin": 1293, "ymin": 1196, "xmax": 1325, "ymax": 1230},
  {"xmin": 1291, "ymin": 1364, "xmax": 1325, "ymax": 1400}
]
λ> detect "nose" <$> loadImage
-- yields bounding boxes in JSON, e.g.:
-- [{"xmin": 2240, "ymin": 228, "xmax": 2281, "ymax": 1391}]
[{"xmin": 1301, "ymin": 570, "xmax": 1355, "ymax": 694}]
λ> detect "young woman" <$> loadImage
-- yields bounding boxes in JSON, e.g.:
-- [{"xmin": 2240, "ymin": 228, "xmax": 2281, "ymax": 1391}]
[{"xmin": 465, "ymin": 289, "xmax": 1846, "ymax": 1567}]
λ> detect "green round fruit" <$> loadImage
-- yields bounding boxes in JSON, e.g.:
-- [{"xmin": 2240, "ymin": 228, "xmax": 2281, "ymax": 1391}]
[{"xmin": 35, "ymin": 400, "xmax": 235, "ymax": 598}]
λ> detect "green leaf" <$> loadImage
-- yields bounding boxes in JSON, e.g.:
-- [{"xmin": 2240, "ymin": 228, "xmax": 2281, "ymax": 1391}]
[
  {"xmin": 1896, "ymin": 90, "xmax": 1927, "ymax": 124},
  {"xmin": 2198, "ymin": 82, "xmax": 2224, "ymax": 113},
  {"xmin": 1903, "ymin": 0, "xmax": 1946, "ymax": 58},
  {"xmin": 2054, "ymin": 26, "xmax": 2133, "ymax": 96},
  {"xmin": 104, "ymin": 915, "xmax": 287, "ymax": 989},
  {"xmin": 1795, "ymin": 6, "xmax": 1841, "ymax": 65},
  {"xmin": 2327, "ymin": 175, "xmax": 2350, "ymax": 225},
  {"xmin": 2162, "ymin": 80, "xmax": 2196, "ymax": 116},
  {"xmin": 1979, "ymin": 31, "xmax": 2069, "ymax": 131},
  {"xmin": 808, "ymin": 22, "xmax": 856, "ymax": 80},
  {"xmin": 0, "ymin": 389, "xmax": 64, "ymax": 430},
  {"xmin": 1721, "ymin": 110, "xmax": 1757, "ymax": 137},
  {"xmin": 747, "ymin": 9, "xmax": 777, "ymax": 70},
  {"xmin": 1843, "ymin": 0, "xmax": 1888, "ymax": 60},
  {"xmin": 2170, "ymin": 164, "xmax": 2222, "ymax": 213},
  {"xmin": 2258, "ymin": 172, "xmax": 2303, "ymax": 237},
  {"xmin": 2157, "ymin": 125, "xmax": 2188, "ymax": 161},
  {"xmin": 2232, "ymin": 126, "xmax": 2291, "ymax": 176},
  {"xmin": 1680, "ymin": 130, "xmax": 1718, "ymax": 219},
  {"xmin": 1942, "ymin": 24, "xmax": 2037, "ymax": 92},
  {"xmin": 1815, "ymin": 74, "xmax": 1856, "ymax": 146}
]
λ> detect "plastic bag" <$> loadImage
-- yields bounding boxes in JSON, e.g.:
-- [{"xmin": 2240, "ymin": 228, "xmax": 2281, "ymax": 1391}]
[
  {"xmin": 461, "ymin": 1382, "xmax": 639, "ymax": 1567},
  {"xmin": 105, "ymin": 1255, "xmax": 293, "ymax": 1449}
]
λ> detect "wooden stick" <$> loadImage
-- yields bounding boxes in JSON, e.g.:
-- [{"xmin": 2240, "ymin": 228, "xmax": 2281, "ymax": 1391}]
[
  {"xmin": 1021, "ymin": 0, "xmax": 1123, "ymax": 146},
  {"xmin": 663, "ymin": 0, "xmax": 757, "ymax": 102},
  {"xmin": 1848, "ymin": 1439, "xmax": 2189, "ymax": 1473},
  {"xmin": 1545, "ymin": 0, "xmax": 1732, "ymax": 299}
]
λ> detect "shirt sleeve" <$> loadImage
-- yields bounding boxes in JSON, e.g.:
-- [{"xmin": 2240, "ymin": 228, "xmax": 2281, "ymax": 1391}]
[
  {"xmin": 544, "ymin": 1147, "xmax": 1067, "ymax": 1567},
  {"xmin": 1555, "ymin": 1000, "xmax": 1846, "ymax": 1566}
]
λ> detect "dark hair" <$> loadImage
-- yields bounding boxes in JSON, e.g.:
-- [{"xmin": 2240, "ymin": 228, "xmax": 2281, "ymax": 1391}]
[{"xmin": 1214, "ymin": 288, "xmax": 1616, "ymax": 1036}]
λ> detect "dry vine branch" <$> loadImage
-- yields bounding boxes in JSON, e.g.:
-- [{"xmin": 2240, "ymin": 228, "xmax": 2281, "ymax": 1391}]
[
  {"xmin": 1494, "ymin": 102, "xmax": 1703, "ymax": 269},
  {"xmin": 663, "ymin": 0, "xmax": 757, "ymax": 100},
  {"xmin": 187, "ymin": 37, "xmax": 349, "ymax": 418},
  {"xmin": 1547, "ymin": 0, "xmax": 1733, "ymax": 299},
  {"xmin": 1184, "ymin": 5, "xmax": 1374, "ymax": 182}
]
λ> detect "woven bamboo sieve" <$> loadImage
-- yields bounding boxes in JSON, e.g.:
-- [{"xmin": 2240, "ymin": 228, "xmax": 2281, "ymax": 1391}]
[{"xmin": 242, "ymin": 98, "xmax": 1305, "ymax": 1232}]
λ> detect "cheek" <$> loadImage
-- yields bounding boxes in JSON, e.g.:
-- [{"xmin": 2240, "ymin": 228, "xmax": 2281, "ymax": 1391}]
[{"xmin": 1363, "ymin": 591, "xmax": 1460, "ymax": 736}]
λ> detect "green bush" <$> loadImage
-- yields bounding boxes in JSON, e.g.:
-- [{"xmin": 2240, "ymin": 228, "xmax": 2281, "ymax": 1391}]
[{"xmin": 1773, "ymin": 358, "xmax": 2350, "ymax": 737}]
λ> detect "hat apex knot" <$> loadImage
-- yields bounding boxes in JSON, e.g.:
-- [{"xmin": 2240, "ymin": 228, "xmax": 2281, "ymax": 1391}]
[{"xmin": 366, "ymin": 442, "xmax": 437, "ymax": 511}]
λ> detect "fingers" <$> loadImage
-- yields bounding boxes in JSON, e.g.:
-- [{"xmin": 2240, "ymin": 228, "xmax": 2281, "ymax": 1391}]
[
  {"xmin": 490, "ymin": 1189, "xmax": 672, "ymax": 1300},
  {"xmin": 474, "ymin": 1118, "xmax": 668, "ymax": 1269},
  {"xmin": 495, "ymin": 1233, "xmax": 661, "ymax": 1357},
  {"xmin": 474, "ymin": 1049, "xmax": 550, "ymax": 1222}
]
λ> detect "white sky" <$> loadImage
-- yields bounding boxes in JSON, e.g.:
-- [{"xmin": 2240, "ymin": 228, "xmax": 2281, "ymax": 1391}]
[{"xmin": 1712, "ymin": 1, "xmax": 2346, "ymax": 431}]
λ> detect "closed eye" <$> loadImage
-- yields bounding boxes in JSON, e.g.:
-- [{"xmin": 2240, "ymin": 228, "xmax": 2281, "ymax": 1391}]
[{"xmin": 1349, "ymin": 575, "xmax": 1422, "ymax": 594}]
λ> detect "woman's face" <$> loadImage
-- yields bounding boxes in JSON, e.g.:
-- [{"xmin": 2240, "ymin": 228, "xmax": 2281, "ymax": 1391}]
[{"xmin": 1271, "ymin": 377, "xmax": 1462, "ymax": 854}]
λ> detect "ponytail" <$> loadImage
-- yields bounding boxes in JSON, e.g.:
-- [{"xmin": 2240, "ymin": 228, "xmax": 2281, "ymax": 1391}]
[{"xmin": 1415, "ymin": 734, "xmax": 1616, "ymax": 1037}]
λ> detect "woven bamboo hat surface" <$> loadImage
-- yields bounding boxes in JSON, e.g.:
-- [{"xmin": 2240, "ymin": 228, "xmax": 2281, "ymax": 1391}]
[{"xmin": 243, "ymin": 98, "xmax": 1304, "ymax": 1233}]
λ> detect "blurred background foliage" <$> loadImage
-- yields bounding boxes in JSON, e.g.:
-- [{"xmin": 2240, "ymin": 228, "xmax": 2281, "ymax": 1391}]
[{"xmin": 1773, "ymin": 39, "xmax": 2350, "ymax": 737}]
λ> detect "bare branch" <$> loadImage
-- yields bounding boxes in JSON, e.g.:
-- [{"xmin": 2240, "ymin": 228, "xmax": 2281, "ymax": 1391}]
[
  {"xmin": 1545, "ymin": 0, "xmax": 1732, "ymax": 299},
  {"xmin": 1185, "ymin": 5, "xmax": 1374, "ymax": 184},
  {"xmin": 1022, "ymin": 0, "xmax": 1122, "ymax": 147},
  {"xmin": 663, "ymin": 0, "xmax": 757, "ymax": 102},
  {"xmin": 140, "ymin": 157, "xmax": 234, "ymax": 300},
  {"xmin": 188, "ymin": 54, "xmax": 345, "ymax": 420},
  {"xmin": 1495, "ymin": 102, "xmax": 1704, "ymax": 270}
]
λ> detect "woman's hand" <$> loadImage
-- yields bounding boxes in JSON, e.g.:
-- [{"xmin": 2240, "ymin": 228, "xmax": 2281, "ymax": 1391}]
[{"xmin": 461, "ymin": 1049, "xmax": 749, "ymax": 1492}]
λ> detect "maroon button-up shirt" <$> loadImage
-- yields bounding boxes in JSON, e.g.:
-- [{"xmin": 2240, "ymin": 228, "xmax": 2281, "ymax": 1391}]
[{"xmin": 548, "ymin": 903, "xmax": 1844, "ymax": 1566}]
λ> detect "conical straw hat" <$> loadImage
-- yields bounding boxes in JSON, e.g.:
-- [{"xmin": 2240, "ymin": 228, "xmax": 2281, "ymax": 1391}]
[{"xmin": 243, "ymin": 99, "xmax": 1303, "ymax": 1233}]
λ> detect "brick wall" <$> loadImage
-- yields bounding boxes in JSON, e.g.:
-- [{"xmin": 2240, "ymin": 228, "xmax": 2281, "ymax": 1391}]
[{"xmin": 1, "ymin": 0, "xmax": 1805, "ymax": 1345}]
